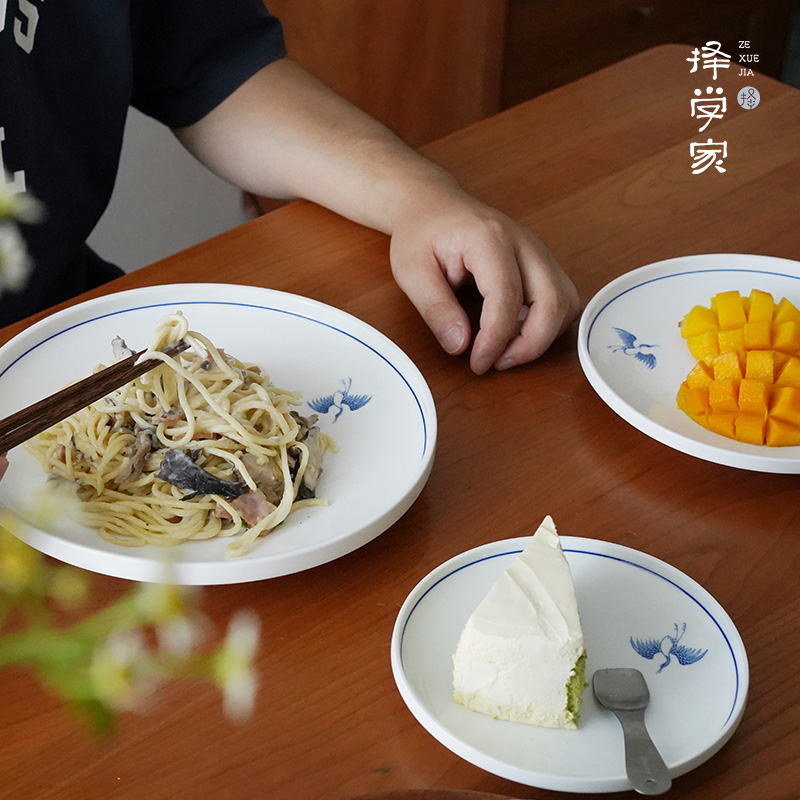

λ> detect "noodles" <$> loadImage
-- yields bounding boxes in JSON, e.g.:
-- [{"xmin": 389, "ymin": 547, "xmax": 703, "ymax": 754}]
[{"xmin": 24, "ymin": 313, "xmax": 336, "ymax": 557}]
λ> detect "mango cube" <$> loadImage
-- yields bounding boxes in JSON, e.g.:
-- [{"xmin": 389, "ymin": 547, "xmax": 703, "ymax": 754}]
[
  {"xmin": 707, "ymin": 412, "xmax": 736, "ymax": 439},
  {"xmin": 680, "ymin": 305, "xmax": 720, "ymax": 338},
  {"xmin": 714, "ymin": 291, "xmax": 747, "ymax": 330},
  {"xmin": 712, "ymin": 351, "xmax": 743, "ymax": 381},
  {"xmin": 717, "ymin": 328, "xmax": 746, "ymax": 358},
  {"xmin": 685, "ymin": 360, "xmax": 714, "ymax": 388},
  {"xmin": 766, "ymin": 418, "xmax": 800, "ymax": 447},
  {"xmin": 776, "ymin": 356, "xmax": 800, "ymax": 390},
  {"xmin": 678, "ymin": 384, "xmax": 709, "ymax": 418},
  {"xmin": 688, "ymin": 331, "xmax": 720, "ymax": 363},
  {"xmin": 773, "ymin": 321, "xmax": 800, "ymax": 355},
  {"xmin": 774, "ymin": 296, "xmax": 800, "ymax": 326},
  {"xmin": 770, "ymin": 386, "xmax": 800, "ymax": 421},
  {"xmin": 747, "ymin": 289, "xmax": 775, "ymax": 323},
  {"xmin": 734, "ymin": 414, "xmax": 766, "ymax": 445},
  {"xmin": 744, "ymin": 350, "xmax": 775, "ymax": 383},
  {"xmin": 743, "ymin": 320, "xmax": 771, "ymax": 350},
  {"xmin": 708, "ymin": 378, "xmax": 739, "ymax": 412},
  {"xmin": 738, "ymin": 379, "xmax": 769, "ymax": 416}
]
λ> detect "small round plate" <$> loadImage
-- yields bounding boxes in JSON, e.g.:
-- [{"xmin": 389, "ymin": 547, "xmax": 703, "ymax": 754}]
[
  {"xmin": 391, "ymin": 536, "xmax": 748, "ymax": 793},
  {"xmin": 0, "ymin": 284, "xmax": 436, "ymax": 584},
  {"xmin": 578, "ymin": 253, "xmax": 800, "ymax": 472}
]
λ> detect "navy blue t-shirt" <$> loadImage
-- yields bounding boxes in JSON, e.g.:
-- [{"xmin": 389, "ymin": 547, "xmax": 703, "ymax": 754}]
[{"xmin": 0, "ymin": 1, "xmax": 285, "ymax": 326}]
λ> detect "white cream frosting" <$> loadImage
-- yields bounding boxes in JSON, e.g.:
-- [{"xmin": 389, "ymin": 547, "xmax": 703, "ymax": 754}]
[{"xmin": 452, "ymin": 516, "xmax": 585, "ymax": 729}]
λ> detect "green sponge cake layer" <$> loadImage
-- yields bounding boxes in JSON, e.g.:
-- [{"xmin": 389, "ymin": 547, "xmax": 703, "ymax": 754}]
[{"xmin": 567, "ymin": 652, "xmax": 588, "ymax": 724}]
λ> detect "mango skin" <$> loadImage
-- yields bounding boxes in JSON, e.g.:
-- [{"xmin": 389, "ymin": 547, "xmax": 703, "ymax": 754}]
[{"xmin": 678, "ymin": 290, "xmax": 800, "ymax": 446}]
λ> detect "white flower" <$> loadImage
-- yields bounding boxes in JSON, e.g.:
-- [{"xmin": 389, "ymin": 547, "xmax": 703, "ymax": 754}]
[
  {"xmin": 212, "ymin": 608, "xmax": 260, "ymax": 723},
  {"xmin": 0, "ymin": 223, "xmax": 33, "ymax": 294},
  {"xmin": 89, "ymin": 630, "xmax": 159, "ymax": 712},
  {"xmin": 133, "ymin": 581, "xmax": 206, "ymax": 654}
]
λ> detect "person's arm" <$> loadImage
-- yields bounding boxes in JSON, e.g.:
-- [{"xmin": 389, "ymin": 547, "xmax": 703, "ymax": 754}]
[{"xmin": 175, "ymin": 58, "xmax": 579, "ymax": 374}]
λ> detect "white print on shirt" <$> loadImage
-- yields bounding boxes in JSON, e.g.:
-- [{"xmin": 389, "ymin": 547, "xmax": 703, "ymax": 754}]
[
  {"xmin": 0, "ymin": 0, "xmax": 43, "ymax": 54},
  {"xmin": 0, "ymin": 127, "xmax": 26, "ymax": 194}
]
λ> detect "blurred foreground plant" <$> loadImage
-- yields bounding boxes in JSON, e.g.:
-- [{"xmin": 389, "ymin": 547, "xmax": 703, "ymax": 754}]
[
  {"xmin": 0, "ymin": 512, "xmax": 260, "ymax": 734},
  {"xmin": 0, "ymin": 172, "xmax": 43, "ymax": 296},
  {"xmin": 1, "ymin": 182, "xmax": 260, "ymax": 731}
]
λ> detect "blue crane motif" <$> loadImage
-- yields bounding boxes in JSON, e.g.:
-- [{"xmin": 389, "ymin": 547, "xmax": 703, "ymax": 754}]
[
  {"xmin": 631, "ymin": 622, "xmax": 708, "ymax": 674},
  {"xmin": 608, "ymin": 327, "xmax": 658, "ymax": 370},
  {"xmin": 308, "ymin": 378, "xmax": 372, "ymax": 422}
]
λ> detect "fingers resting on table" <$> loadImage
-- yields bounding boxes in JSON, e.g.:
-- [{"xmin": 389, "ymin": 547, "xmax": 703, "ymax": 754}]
[{"xmin": 389, "ymin": 199, "xmax": 580, "ymax": 375}]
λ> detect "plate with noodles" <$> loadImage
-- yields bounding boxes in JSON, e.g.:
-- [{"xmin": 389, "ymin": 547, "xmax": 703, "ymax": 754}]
[{"xmin": 0, "ymin": 284, "xmax": 437, "ymax": 584}]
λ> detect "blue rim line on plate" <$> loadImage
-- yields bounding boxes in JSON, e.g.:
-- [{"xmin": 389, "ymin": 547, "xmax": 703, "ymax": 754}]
[
  {"xmin": 585, "ymin": 267, "xmax": 800, "ymax": 346},
  {"xmin": 0, "ymin": 298, "xmax": 431, "ymax": 458},
  {"xmin": 398, "ymin": 543, "xmax": 743, "ymax": 727}
]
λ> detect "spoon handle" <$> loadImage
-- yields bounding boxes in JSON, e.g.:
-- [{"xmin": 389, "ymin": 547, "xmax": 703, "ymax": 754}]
[{"xmin": 614, "ymin": 709, "xmax": 672, "ymax": 795}]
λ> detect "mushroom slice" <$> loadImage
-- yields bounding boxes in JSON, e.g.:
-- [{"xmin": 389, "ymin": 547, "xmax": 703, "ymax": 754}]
[{"xmin": 158, "ymin": 449, "xmax": 247, "ymax": 500}]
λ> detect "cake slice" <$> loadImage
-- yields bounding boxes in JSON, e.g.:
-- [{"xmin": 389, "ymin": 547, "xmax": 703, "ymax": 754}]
[{"xmin": 452, "ymin": 516, "xmax": 587, "ymax": 729}]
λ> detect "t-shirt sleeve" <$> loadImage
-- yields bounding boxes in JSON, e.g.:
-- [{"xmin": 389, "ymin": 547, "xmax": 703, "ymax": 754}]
[{"xmin": 130, "ymin": 1, "xmax": 286, "ymax": 128}]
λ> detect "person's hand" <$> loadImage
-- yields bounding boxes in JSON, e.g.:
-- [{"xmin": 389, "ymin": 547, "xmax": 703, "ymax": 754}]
[
  {"xmin": 176, "ymin": 58, "xmax": 579, "ymax": 370},
  {"xmin": 388, "ymin": 192, "xmax": 580, "ymax": 375}
]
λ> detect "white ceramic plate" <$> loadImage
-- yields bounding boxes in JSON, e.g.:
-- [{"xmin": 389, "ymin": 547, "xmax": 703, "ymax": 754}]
[
  {"xmin": 578, "ymin": 253, "xmax": 800, "ymax": 472},
  {"xmin": 391, "ymin": 536, "xmax": 748, "ymax": 793},
  {"xmin": 0, "ymin": 284, "xmax": 436, "ymax": 584}
]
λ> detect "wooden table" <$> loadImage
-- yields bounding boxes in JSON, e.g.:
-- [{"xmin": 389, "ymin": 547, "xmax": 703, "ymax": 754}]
[{"xmin": 2, "ymin": 45, "xmax": 799, "ymax": 799}]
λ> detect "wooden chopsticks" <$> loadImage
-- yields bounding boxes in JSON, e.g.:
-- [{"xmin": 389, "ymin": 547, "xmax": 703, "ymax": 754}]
[{"xmin": 0, "ymin": 340, "xmax": 189, "ymax": 454}]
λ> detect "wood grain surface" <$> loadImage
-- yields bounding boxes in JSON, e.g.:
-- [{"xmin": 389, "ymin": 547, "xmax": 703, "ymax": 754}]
[{"xmin": 1, "ymin": 46, "xmax": 799, "ymax": 800}]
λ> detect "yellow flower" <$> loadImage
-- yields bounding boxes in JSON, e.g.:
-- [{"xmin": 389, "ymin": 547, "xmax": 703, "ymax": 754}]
[
  {"xmin": 0, "ymin": 518, "xmax": 41, "ymax": 593},
  {"xmin": 47, "ymin": 566, "xmax": 91, "ymax": 609}
]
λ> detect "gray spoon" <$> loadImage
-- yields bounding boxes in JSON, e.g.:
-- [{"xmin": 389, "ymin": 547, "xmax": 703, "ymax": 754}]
[{"xmin": 592, "ymin": 667, "xmax": 672, "ymax": 795}]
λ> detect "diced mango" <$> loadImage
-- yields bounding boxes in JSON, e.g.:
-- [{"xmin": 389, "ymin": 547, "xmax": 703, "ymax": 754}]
[
  {"xmin": 681, "ymin": 291, "xmax": 800, "ymax": 363},
  {"xmin": 685, "ymin": 360, "xmax": 715, "ymax": 388},
  {"xmin": 747, "ymin": 289, "xmax": 775, "ymax": 323},
  {"xmin": 773, "ymin": 321, "xmax": 800, "ymax": 354},
  {"xmin": 712, "ymin": 351, "xmax": 743, "ymax": 380},
  {"xmin": 678, "ymin": 384, "xmax": 709, "ymax": 418},
  {"xmin": 776, "ymin": 356, "xmax": 800, "ymax": 390},
  {"xmin": 738, "ymin": 379, "xmax": 769, "ymax": 416},
  {"xmin": 707, "ymin": 412, "xmax": 736, "ymax": 439},
  {"xmin": 774, "ymin": 296, "xmax": 800, "ymax": 326},
  {"xmin": 744, "ymin": 350, "xmax": 774, "ymax": 383},
  {"xmin": 766, "ymin": 418, "xmax": 800, "ymax": 447},
  {"xmin": 734, "ymin": 414, "xmax": 766, "ymax": 445},
  {"xmin": 687, "ymin": 331, "xmax": 720, "ymax": 363},
  {"xmin": 715, "ymin": 291, "xmax": 748, "ymax": 330},
  {"xmin": 680, "ymin": 305, "xmax": 720, "ymax": 338},
  {"xmin": 678, "ymin": 291, "xmax": 800, "ymax": 446},
  {"xmin": 743, "ymin": 320, "xmax": 771, "ymax": 350},
  {"xmin": 770, "ymin": 386, "xmax": 800, "ymax": 421},
  {"xmin": 708, "ymin": 378, "xmax": 739, "ymax": 412},
  {"xmin": 717, "ymin": 328, "xmax": 746, "ymax": 358}
]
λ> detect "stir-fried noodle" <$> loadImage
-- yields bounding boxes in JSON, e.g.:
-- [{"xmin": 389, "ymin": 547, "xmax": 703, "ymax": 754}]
[{"xmin": 25, "ymin": 313, "xmax": 335, "ymax": 557}]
